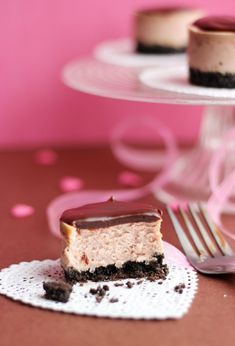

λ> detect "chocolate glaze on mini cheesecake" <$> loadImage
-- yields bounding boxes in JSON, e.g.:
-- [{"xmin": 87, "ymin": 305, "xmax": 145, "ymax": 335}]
[
  {"xmin": 135, "ymin": 6, "xmax": 204, "ymax": 54},
  {"xmin": 60, "ymin": 198, "xmax": 168, "ymax": 283},
  {"xmin": 194, "ymin": 16, "xmax": 235, "ymax": 32},
  {"xmin": 189, "ymin": 16, "xmax": 235, "ymax": 88},
  {"xmin": 61, "ymin": 197, "xmax": 162, "ymax": 229}
]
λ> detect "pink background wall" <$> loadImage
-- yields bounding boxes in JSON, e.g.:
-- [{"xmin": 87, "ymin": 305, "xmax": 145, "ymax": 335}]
[{"xmin": 0, "ymin": 0, "xmax": 234, "ymax": 148}]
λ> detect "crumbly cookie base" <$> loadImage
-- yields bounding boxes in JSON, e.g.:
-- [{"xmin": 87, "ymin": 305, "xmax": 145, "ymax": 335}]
[
  {"xmin": 64, "ymin": 255, "xmax": 169, "ymax": 283},
  {"xmin": 190, "ymin": 68, "xmax": 235, "ymax": 88},
  {"xmin": 136, "ymin": 42, "xmax": 185, "ymax": 54}
]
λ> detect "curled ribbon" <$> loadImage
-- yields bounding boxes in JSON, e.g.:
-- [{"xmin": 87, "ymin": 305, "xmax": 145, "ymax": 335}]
[
  {"xmin": 207, "ymin": 127, "xmax": 235, "ymax": 239},
  {"xmin": 111, "ymin": 116, "xmax": 177, "ymax": 171},
  {"xmin": 47, "ymin": 116, "xmax": 178, "ymax": 238}
]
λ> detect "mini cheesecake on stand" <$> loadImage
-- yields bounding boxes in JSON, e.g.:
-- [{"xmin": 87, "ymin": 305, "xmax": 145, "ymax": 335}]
[
  {"xmin": 135, "ymin": 6, "xmax": 204, "ymax": 54},
  {"xmin": 189, "ymin": 16, "xmax": 235, "ymax": 88},
  {"xmin": 60, "ymin": 198, "xmax": 168, "ymax": 283}
]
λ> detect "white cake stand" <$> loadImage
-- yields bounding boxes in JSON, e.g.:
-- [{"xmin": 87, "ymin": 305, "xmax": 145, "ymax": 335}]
[{"xmin": 62, "ymin": 57, "xmax": 235, "ymax": 206}]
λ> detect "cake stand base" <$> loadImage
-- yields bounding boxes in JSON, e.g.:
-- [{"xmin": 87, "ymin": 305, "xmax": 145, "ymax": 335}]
[
  {"xmin": 155, "ymin": 106, "xmax": 235, "ymax": 206},
  {"xmin": 62, "ymin": 58, "xmax": 235, "ymax": 212}
]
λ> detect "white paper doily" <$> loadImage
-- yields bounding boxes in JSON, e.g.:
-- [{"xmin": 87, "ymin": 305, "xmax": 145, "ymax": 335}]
[
  {"xmin": 94, "ymin": 38, "xmax": 186, "ymax": 68},
  {"xmin": 140, "ymin": 66, "xmax": 235, "ymax": 98},
  {"xmin": 0, "ymin": 257, "xmax": 198, "ymax": 319}
]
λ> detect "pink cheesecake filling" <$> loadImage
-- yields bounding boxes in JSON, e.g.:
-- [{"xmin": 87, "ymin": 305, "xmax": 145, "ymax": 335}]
[
  {"xmin": 189, "ymin": 25, "xmax": 235, "ymax": 74},
  {"xmin": 61, "ymin": 219, "xmax": 163, "ymax": 272},
  {"xmin": 135, "ymin": 8, "xmax": 204, "ymax": 48}
]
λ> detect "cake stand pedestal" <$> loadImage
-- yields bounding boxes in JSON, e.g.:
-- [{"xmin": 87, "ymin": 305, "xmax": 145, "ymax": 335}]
[
  {"xmin": 156, "ymin": 105, "xmax": 235, "ymax": 204},
  {"xmin": 62, "ymin": 58, "xmax": 235, "ymax": 207}
]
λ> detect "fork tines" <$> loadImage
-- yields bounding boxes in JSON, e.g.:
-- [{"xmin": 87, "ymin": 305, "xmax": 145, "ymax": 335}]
[{"xmin": 167, "ymin": 203, "xmax": 234, "ymax": 260}]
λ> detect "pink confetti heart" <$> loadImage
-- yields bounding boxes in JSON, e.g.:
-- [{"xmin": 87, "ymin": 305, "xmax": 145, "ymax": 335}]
[
  {"xmin": 11, "ymin": 204, "xmax": 35, "ymax": 218},
  {"xmin": 59, "ymin": 176, "xmax": 84, "ymax": 192},
  {"xmin": 118, "ymin": 171, "xmax": 143, "ymax": 187},
  {"xmin": 34, "ymin": 149, "xmax": 58, "ymax": 166}
]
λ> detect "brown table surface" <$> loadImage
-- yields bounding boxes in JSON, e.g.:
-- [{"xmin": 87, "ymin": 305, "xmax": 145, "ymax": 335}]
[{"xmin": 1, "ymin": 147, "xmax": 235, "ymax": 346}]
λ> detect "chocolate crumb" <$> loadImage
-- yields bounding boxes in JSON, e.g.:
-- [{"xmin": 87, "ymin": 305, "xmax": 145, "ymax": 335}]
[
  {"xmin": 114, "ymin": 282, "xmax": 124, "ymax": 287},
  {"xmin": 43, "ymin": 281, "xmax": 72, "ymax": 303},
  {"xmin": 89, "ymin": 288, "xmax": 98, "ymax": 295},
  {"xmin": 126, "ymin": 281, "xmax": 134, "ymax": 289},
  {"xmin": 158, "ymin": 281, "xmax": 163, "ymax": 285},
  {"xmin": 89, "ymin": 285, "xmax": 109, "ymax": 302},
  {"xmin": 174, "ymin": 283, "xmax": 186, "ymax": 294},
  {"xmin": 109, "ymin": 297, "xmax": 119, "ymax": 303},
  {"xmin": 97, "ymin": 288, "xmax": 106, "ymax": 297},
  {"xmin": 137, "ymin": 280, "xmax": 143, "ymax": 285}
]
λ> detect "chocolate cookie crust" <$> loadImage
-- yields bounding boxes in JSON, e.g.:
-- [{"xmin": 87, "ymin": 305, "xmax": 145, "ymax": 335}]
[
  {"xmin": 64, "ymin": 255, "xmax": 168, "ymax": 283},
  {"xmin": 43, "ymin": 281, "xmax": 72, "ymax": 302},
  {"xmin": 136, "ymin": 42, "xmax": 186, "ymax": 54},
  {"xmin": 190, "ymin": 68, "xmax": 235, "ymax": 88}
]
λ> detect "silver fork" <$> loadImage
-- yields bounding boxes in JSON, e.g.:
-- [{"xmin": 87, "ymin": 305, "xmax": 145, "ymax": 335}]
[{"xmin": 167, "ymin": 203, "xmax": 235, "ymax": 274}]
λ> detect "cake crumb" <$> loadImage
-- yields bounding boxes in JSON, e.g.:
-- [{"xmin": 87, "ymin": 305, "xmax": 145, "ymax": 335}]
[
  {"xmin": 174, "ymin": 283, "xmax": 186, "ymax": 294},
  {"xmin": 137, "ymin": 280, "xmax": 143, "ymax": 285},
  {"xmin": 89, "ymin": 285, "xmax": 108, "ymax": 303},
  {"xmin": 89, "ymin": 288, "xmax": 98, "ymax": 295},
  {"xmin": 96, "ymin": 295, "xmax": 104, "ymax": 303},
  {"xmin": 126, "ymin": 281, "xmax": 134, "ymax": 289},
  {"xmin": 43, "ymin": 281, "xmax": 72, "ymax": 303},
  {"xmin": 97, "ymin": 288, "xmax": 106, "ymax": 297},
  {"xmin": 109, "ymin": 297, "xmax": 119, "ymax": 303}
]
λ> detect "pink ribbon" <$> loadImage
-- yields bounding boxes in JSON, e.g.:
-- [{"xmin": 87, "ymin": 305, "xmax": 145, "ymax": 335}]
[
  {"xmin": 47, "ymin": 116, "xmax": 178, "ymax": 238},
  {"xmin": 47, "ymin": 112, "xmax": 235, "ymax": 242},
  {"xmin": 111, "ymin": 116, "xmax": 177, "ymax": 171},
  {"xmin": 207, "ymin": 127, "xmax": 235, "ymax": 239}
]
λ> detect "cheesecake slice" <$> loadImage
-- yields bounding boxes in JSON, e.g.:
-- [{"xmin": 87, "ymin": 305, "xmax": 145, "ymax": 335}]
[
  {"xmin": 135, "ymin": 6, "xmax": 204, "ymax": 54},
  {"xmin": 189, "ymin": 16, "xmax": 235, "ymax": 88},
  {"xmin": 60, "ymin": 197, "xmax": 168, "ymax": 283}
]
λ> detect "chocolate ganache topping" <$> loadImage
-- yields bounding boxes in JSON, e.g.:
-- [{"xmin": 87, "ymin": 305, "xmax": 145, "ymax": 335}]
[
  {"xmin": 194, "ymin": 16, "xmax": 235, "ymax": 32},
  {"xmin": 139, "ymin": 6, "xmax": 194, "ymax": 16},
  {"xmin": 60, "ymin": 197, "xmax": 162, "ymax": 228}
]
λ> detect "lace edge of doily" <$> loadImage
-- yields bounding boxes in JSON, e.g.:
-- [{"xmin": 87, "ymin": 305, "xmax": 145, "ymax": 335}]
[{"xmin": 0, "ymin": 259, "xmax": 198, "ymax": 320}]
